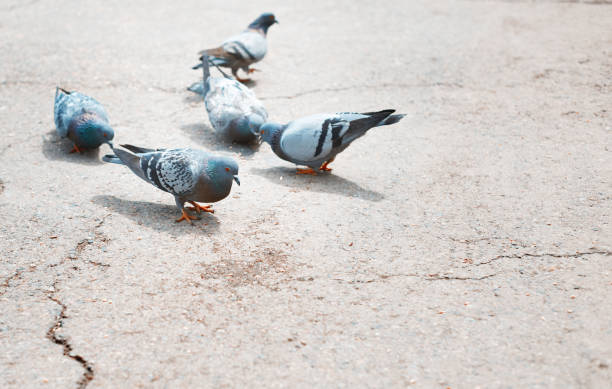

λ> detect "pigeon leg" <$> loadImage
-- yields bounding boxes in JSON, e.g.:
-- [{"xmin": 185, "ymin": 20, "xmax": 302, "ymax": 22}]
[
  {"xmin": 187, "ymin": 201, "xmax": 214, "ymax": 214},
  {"xmin": 232, "ymin": 68, "xmax": 251, "ymax": 83},
  {"xmin": 176, "ymin": 208, "xmax": 198, "ymax": 224},
  {"xmin": 69, "ymin": 144, "xmax": 82, "ymax": 153},
  {"xmin": 296, "ymin": 167, "xmax": 317, "ymax": 175},
  {"xmin": 248, "ymin": 68, "xmax": 260, "ymax": 74},
  {"xmin": 319, "ymin": 157, "xmax": 335, "ymax": 172}
]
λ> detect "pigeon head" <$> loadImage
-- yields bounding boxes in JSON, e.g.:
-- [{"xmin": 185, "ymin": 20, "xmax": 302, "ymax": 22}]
[
  {"xmin": 75, "ymin": 118, "xmax": 114, "ymax": 148},
  {"xmin": 248, "ymin": 13, "xmax": 278, "ymax": 34},
  {"xmin": 257, "ymin": 122, "xmax": 283, "ymax": 145},
  {"xmin": 228, "ymin": 114, "xmax": 264, "ymax": 143},
  {"xmin": 247, "ymin": 113, "xmax": 265, "ymax": 135},
  {"xmin": 209, "ymin": 156, "xmax": 240, "ymax": 186}
]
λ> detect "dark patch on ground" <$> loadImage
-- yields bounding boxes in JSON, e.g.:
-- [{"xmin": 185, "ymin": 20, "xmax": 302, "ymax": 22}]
[
  {"xmin": 91, "ymin": 195, "xmax": 220, "ymax": 235},
  {"xmin": 180, "ymin": 123, "xmax": 261, "ymax": 158},
  {"xmin": 250, "ymin": 166, "xmax": 385, "ymax": 202},
  {"xmin": 200, "ymin": 245, "xmax": 290, "ymax": 289},
  {"xmin": 42, "ymin": 130, "xmax": 106, "ymax": 165}
]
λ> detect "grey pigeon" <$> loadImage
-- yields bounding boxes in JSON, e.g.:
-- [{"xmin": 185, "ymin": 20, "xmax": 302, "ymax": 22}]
[
  {"xmin": 258, "ymin": 110, "xmax": 405, "ymax": 174},
  {"xmin": 103, "ymin": 144, "xmax": 240, "ymax": 223},
  {"xmin": 53, "ymin": 87, "xmax": 114, "ymax": 152},
  {"xmin": 192, "ymin": 13, "xmax": 278, "ymax": 83},
  {"xmin": 192, "ymin": 55, "xmax": 267, "ymax": 143}
]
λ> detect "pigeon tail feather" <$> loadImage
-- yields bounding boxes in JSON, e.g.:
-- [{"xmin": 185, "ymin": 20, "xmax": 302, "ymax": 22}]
[
  {"xmin": 56, "ymin": 86, "xmax": 70, "ymax": 96},
  {"xmin": 199, "ymin": 54, "xmax": 211, "ymax": 95},
  {"xmin": 379, "ymin": 114, "xmax": 405, "ymax": 126},
  {"xmin": 102, "ymin": 154, "xmax": 124, "ymax": 164},
  {"xmin": 111, "ymin": 147, "xmax": 147, "ymax": 182},
  {"xmin": 120, "ymin": 144, "xmax": 158, "ymax": 154}
]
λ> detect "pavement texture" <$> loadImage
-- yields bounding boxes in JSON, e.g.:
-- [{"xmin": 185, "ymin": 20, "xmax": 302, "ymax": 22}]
[{"xmin": 1, "ymin": 0, "xmax": 611, "ymax": 388}]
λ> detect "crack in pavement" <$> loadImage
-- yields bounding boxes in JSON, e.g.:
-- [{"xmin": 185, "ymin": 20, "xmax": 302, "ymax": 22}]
[
  {"xmin": 0, "ymin": 79, "xmax": 460, "ymax": 102},
  {"xmin": 43, "ymin": 214, "xmax": 111, "ymax": 388},
  {"xmin": 259, "ymin": 81, "xmax": 463, "ymax": 101},
  {"xmin": 67, "ymin": 215, "xmax": 112, "ymax": 263},
  {"xmin": 46, "ymin": 281, "xmax": 94, "ymax": 389},
  {"xmin": 328, "ymin": 248, "xmax": 611, "ymax": 284},
  {"xmin": 475, "ymin": 248, "xmax": 612, "ymax": 266},
  {"xmin": 0, "ymin": 269, "xmax": 23, "ymax": 296},
  {"xmin": 426, "ymin": 273, "xmax": 497, "ymax": 281},
  {"xmin": 332, "ymin": 273, "xmax": 419, "ymax": 284},
  {"xmin": 0, "ymin": 80, "xmax": 181, "ymax": 94}
]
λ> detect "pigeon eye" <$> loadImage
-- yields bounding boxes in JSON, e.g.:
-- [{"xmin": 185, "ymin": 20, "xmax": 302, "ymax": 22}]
[
  {"xmin": 225, "ymin": 167, "xmax": 230, "ymax": 172},
  {"xmin": 260, "ymin": 130, "xmax": 265, "ymax": 135}
]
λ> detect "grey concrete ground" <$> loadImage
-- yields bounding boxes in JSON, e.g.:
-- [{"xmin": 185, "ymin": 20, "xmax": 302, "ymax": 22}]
[{"xmin": 1, "ymin": 0, "xmax": 611, "ymax": 387}]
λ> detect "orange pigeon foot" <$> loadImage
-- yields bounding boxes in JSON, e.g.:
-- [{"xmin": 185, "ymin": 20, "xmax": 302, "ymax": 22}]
[
  {"xmin": 296, "ymin": 167, "xmax": 317, "ymax": 175},
  {"xmin": 176, "ymin": 209, "xmax": 198, "ymax": 223},
  {"xmin": 187, "ymin": 201, "xmax": 214, "ymax": 214},
  {"xmin": 69, "ymin": 144, "xmax": 82, "ymax": 154},
  {"xmin": 319, "ymin": 161, "xmax": 333, "ymax": 172}
]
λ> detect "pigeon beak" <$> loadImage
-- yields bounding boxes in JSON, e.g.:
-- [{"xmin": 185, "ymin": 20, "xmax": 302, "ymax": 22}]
[
  {"xmin": 274, "ymin": 20, "xmax": 279, "ymax": 24},
  {"xmin": 233, "ymin": 176, "xmax": 240, "ymax": 186}
]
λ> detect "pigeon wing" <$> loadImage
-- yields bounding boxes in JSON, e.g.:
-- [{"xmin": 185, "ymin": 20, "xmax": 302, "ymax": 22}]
[
  {"xmin": 221, "ymin": 31, "xmax": 267, "ymax": 62},
  {"xmin": 54, "ymin": 89, "xmax": 109, "ymax": 137},
  {"xmin": 280, "ymin": 114, "xmax": 351, "ymax": 163},
  {"xmin": 139, "ymin": 150, "xmax": 198, "ymax": 197}
]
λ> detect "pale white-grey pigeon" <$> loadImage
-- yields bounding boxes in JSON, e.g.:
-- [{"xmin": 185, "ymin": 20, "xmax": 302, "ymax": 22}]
[
  {"xmin": 191, "ymin": 55, "xmax": 267, "ymax": 143},
  {"xmin": 103, "ymin": 145, "xmax": 240, "ymax": 223},
  {"xmin": 258, "ymin": 110, "xmax": 405, "ymax": 174},
  {"xmin": 192, "ymin": 13, "xmax": 278, "ymax": 83}
]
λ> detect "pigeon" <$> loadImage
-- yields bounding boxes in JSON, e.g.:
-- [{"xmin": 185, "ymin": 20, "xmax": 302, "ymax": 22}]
[
  {"xmin": 192, "ymin": 12, "xmax": 278, "ymax": 83},
  {"xmin": 103, "ymin": 144, "xmax": 240, "ymax": 223},
  {"xmin": 257, "ymin": 110, "xmax": 405, "ymax": 174},
  {"xmin": 53, "ymin": 87, "xmax": 114, "ymax": 153},
  {"xmin": 191, "ymin": 55, "xmax": 267, "ymax": 143}
]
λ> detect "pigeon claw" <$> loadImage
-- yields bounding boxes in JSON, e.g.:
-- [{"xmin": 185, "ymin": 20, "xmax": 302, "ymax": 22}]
[
  {"xmin": 187, "ymin": 201, "xmax": 214, "ymax": 214},
  {"xmin": 248, "ymin": 68, "xmax": 260, "ymax": 74},
  {"xmin": 236, "ymin": 76, "xmax": 252, "ymax": 83},
  {"xmin": 296, "ymin": 168, "xmax": 317, "ymax": 175},
  {"xmin": 319, "ymin": 160, "xmax": 333, "ymax": 172},
  {"xmin": 176, "ymin": 209, "xmax": 198, "ymax": 224},
  {"xmin": 69, "ymin": 144, "xmax": 82, "ymax": 154}
]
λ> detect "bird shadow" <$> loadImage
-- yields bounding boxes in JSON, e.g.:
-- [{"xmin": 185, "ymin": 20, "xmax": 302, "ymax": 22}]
[
  {"xmin": 250, "ymin": 167, "xmax": 385, "ymax": 202},
  {"xmin": 180, "ymin": 122, "xmax": 261, "ymax": 158},
  {"xmin": 240, "ymin": 79, "xmax": 258, "ymax": 88},
  {"xmin": 91, "ymin": 195, "xmax": 221, "ymax": 235},
  {"xmin": 183, "ymin": 92, "xmax": 204, "ymax": 104},
  {"xmin": 41, "ymin": 129, "xmax": 105, "ymax": 165}
]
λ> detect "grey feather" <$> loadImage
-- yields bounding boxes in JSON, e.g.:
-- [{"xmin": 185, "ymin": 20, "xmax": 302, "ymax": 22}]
[{"xmin": 197, "ymin": 54, "xmax": 268, "ymax": 142}]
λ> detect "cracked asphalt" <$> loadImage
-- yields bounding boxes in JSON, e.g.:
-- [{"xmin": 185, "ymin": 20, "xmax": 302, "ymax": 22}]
[{"xmin": 1, "ymin": 0, "xmax": 611, "ymax": 387}]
